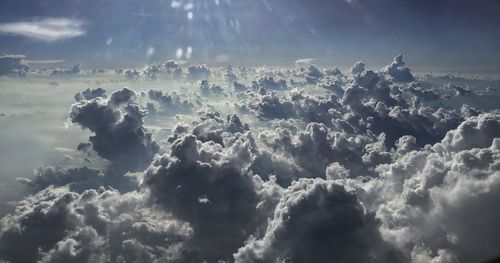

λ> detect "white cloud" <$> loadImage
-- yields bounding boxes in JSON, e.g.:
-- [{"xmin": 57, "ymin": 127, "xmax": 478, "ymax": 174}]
[{"xmin": 0, "ymin": 18, "xmax": 85, "ymax": 41}]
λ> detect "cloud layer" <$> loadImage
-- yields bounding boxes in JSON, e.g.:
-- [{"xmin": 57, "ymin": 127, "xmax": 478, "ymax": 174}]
[{"xmin": 0, "ymin": 55, "xmax": 499, "ymax": 262}]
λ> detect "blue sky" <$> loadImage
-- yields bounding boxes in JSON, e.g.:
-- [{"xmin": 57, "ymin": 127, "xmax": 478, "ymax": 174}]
[{"xmin": 1, "ymin": 0, "xmax": 499, "ymax": 68}]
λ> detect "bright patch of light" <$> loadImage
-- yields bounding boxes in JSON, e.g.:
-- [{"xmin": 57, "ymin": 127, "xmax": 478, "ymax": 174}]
[
  {"xmin": 171, "ymin": 0, "xmax": 181, "ymax": 8},
  {"xmin": 176, "ymin": 48, "xmax": 184, "ymax": 59}
]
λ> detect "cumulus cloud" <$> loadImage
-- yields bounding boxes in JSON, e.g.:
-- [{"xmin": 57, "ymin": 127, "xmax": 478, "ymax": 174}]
[
  {"xmin": 234, "ymin": 178, "xmax": 393, "ymax": 263},
  {"xmin": 70, "ymin": 88, "xmax": 159, "ymax": 172},
  {"xmin": 187, "ymin": 65, "xmax": 210, "ymax": 80},
  {"xmin": 146, "ymin": 89, "xmax": 194, "ymax": 115},
  {"xmin": 363, "ymin": 113, "xmax": 500, "ymax": 263},
  {"xmin": 0, "ymin": 54, "xmax": 29, "ymax": 76},
  {"xmin": 0, "ymin": 187, "xmax": 192, "ymax": 262},
  {"xmin": 199, "ymin": 79, "xmax": 226, "ymax": 97},
  {"xmin": 17, "ymin": 166, "xmax": 104, "ymax": 192},
  {"xmin": 51, "ymin": 64, "xmax": 81, "ymax": 75},
  {"xmin": 1, "ymin": 55, "xmax": 499, "ymax": 263},
  {"xmin": 74, "ymin": 88, "xmax": 107, "ymax": 102},
  {"xmin": 382, "ymin": 55, "xmax": 414, "ymax": 82},
  {"xmin": 350, "ymin": 60, "xmax": 366, "ymax": 75},
  {"xmin": 251, "ymin": 76, "xmax": 288, "ymax": 91},
  {"xmin": 303, "ymin": 65, "xmax": 324, "ymax": 84},
  {"xmin": 238, "ymin": 91, "xmax": 295, "ymax": 120},
  {"xmin": 0, "ymin": 18, "xmax": 85, "ymax": 41},
  {"xmin": 145, "ymin": 134, "xmax": 280, "ymax": 261}
]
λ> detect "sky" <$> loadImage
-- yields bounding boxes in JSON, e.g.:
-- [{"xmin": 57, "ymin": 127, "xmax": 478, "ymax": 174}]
[{"xmin": 1, "ymin": 0, "xmax": 500, "ymax": 68}]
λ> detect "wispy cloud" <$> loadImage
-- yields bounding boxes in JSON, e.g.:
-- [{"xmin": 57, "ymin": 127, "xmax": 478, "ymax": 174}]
[
  {"xmin": 0, "ymin": 18, "xmax": 85, "ymax": 41},
  {"xmin": 25, "ymin": 59, "xmax": 66, "ymax": 64}
]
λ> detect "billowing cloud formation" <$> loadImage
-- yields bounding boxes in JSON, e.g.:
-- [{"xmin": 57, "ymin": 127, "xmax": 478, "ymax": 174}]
[
  {"xmin": 70, "ymin": 88, "xmax": 159, "ymax": 172},
  {"xmin": 146, "ymin": 89, "xmax": 194, "ymax": 115},
  {"xmin": 365, "ymin": 113, "xmax": 500, "ymax": 263},
  {"xmin": 382, "ymin": 55, "xmax": 414, "ymax": 82},
  {"xmin": 0, "ymin": 54, "xmax": 29, "ymax": 76},
  {"xmin": 187, "ymin": 65, "xmax": 210, "ymax": 80},
  {"xmin": 74, "ymin": 88, "xmax": 106, "ymax": 102},
  {"xmin": 350, "ymin": 60, "xmax": 366, "ymax": 75},
  {"xmin": 0, "ymin": 18, "xmax": 85, "ymax": 41},
  {"xmin": 145, "ymin": 133, "xmax": 280, "ymax": 261},
  {"xmin": 1, "ymin": 56, "xmax": 499, "ymax": 263},
  {"xmin": 0, "ymin": 186, "xmax": 192, "ymax": 262},
  {"xmin": 235, "ymin": 178, "xmax": 392, "ymax": 263}
]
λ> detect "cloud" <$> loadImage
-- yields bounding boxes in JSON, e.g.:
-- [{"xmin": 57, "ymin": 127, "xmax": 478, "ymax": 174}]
[
  {"xmin": 0, "ymin": 54, "xmax": 29, "ymax": 76},
  {"xmin": 234, "ymin": 178, "xmax": 393, "ymax": 263},
  {"xmin": 1, "ymin": 55, "xmax": 499, "ymax": 263},
  {"xmin": 350, "ymin": 60, "xmax": 366, "ymax": 75},
  {"xmin": 294, "ymin": 58, "xmax": 316, "ymax": 67},
  {"xmin": 146, "ymin": 89, "xmax": 194, "ymax": 115},
  {"xmin": 0, "ymin": 187, "xmax": 192, "ymax": 262},
  {"xmin": 363, "ymin": 113, "xmax": 500, "ymax": 263},
  {"xmin": 199, "ymin": 79, "xmax": 226, "ymax": 97},
  {"xmin": 382, "ymin": 55, "xmax": 414, "ymax": 82},
  {"xmin": 252, "ymin": 76, "xmax": 288, "ymax": 91},
  {"xmin": 303, "ymin": 65, "xmax": 325, "ymax": 84},
  {"xmin": 187, "ymin": 111, "xmax": 249, "ymax": 146},
  {"xmin": 187, "ymin": 65, "xmax": 210, "ymax": 80},
  {"xmin": 0, "ymin": 18, "xmax": 86, "ymax": 41},
  {"xmin": 74, "ymin": 88, "xmax": 107, "ymax": 102},
  {"xmin": 17, "ymin": 166, "xmax": 104, "ymax": 192},
  {"xmin": 70, "ymin": 88, "xmax": 159, "ymax": 173},
  {"xmin": 145, "ymin": 133, "xmax": 280, "ymax": 261}
]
